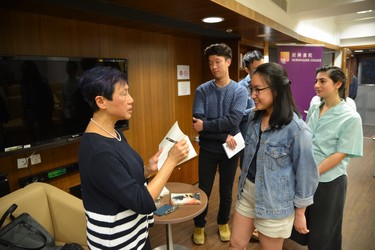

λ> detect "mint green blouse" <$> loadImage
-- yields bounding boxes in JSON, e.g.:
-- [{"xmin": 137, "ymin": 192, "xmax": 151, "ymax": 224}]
[{"xmin": 306, "ymin": 100, "xmax": 363, "ymax": 182}]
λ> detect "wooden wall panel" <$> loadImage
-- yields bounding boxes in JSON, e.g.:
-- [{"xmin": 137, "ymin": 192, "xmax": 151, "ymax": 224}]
[
  {"xmin": 0, "ymin": 142, "xmax": 80, "ymax": 192},
  {"xmin": 167, "ymin": 37, "xmax": 203, "ymax": 184},
  {"xmin": 0, "ymin": 9, "xmax": 202, "ymax": 192}
]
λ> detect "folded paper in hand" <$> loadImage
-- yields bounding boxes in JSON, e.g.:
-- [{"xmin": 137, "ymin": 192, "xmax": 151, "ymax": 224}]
[
  {"xmin": 222, "ymin": 132, "xmax": 245, "ymax": 159},
  {"xmin": 157, "ymin": 121, "xmax": 197, "ymax": 170}
]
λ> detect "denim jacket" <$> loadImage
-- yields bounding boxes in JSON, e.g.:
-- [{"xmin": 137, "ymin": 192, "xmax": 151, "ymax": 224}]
[{"xmin": 238, "ymin": 112, "xmax": 319, "ymax": 219}]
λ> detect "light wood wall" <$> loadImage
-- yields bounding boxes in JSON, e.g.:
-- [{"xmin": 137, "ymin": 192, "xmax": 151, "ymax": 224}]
[{"xmin": 0, "ymin": 9, "xmax": 204, "ymax": 192}]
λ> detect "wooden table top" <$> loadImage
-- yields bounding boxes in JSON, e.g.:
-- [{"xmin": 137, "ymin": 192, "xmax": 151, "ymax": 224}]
[{"xmin": 154, "ymin": 182, "xmax": 207, "ymax": 224}]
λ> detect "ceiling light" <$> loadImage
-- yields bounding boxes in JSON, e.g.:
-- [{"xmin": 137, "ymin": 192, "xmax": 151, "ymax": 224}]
[
  {"xmin": 357, "ymin": 10, "xmax": 373, "ymax": 14},
  {"xmin": 202, "ymin": 17, "xmax": 224, "ymax": 23}
]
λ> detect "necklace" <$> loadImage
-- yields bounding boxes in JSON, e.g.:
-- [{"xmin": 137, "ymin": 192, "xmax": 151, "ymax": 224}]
[{"xmin": 90, "ymin": 118, "xmax": 121, "ymax": 141}]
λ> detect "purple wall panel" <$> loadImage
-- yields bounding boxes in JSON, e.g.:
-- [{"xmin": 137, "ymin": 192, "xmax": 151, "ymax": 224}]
[{"xmin": 277, "ymin": 45, "xmax": 324, "ymax": 119}]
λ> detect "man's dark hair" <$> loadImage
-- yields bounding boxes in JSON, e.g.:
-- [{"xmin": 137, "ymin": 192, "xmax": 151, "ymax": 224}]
[
  {"xmin": 243, "ymin": 50, "xmax": 263, "ymax": 68},
  {"xmin": 204, "ymin": 43, "xmax": 232, "ymax": 60}
]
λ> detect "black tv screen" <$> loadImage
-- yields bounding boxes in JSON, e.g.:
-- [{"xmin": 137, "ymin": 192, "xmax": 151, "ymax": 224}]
[{"xmin": 0, "ymin": 55, "xmax": 129, "ymax": 154}]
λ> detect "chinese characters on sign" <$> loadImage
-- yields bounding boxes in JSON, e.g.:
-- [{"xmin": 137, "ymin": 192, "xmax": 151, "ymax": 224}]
[
  {"xmin": 177, "ymin": 65, "xmax": 190, "ymax": 80},
  {"xmin": 280, "ymin": 51, "xmax": 322, "ymax": 64},
  {"xmin": 177, "ymin": 65, "xmax": 191, "ymax": 96},
  {"xmin": 278, "ymin": 45, "xmax": 324, "ymax": 119}
]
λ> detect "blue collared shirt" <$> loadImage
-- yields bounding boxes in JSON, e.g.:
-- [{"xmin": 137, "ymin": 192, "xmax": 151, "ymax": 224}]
[
  {"xmin": 238, "ymin": 75, "xmax": 255, "ymax": 137},
  {"xmin": 238, "ymin": 112, "xmax": 319, "ymax": 219},
  {"xmin": 238, "ymin": 74, "xmax": 255, "ymax": 116},
  {"xmin": 306, "ymin": 100, "xmax": 363, "ymax": 182}
]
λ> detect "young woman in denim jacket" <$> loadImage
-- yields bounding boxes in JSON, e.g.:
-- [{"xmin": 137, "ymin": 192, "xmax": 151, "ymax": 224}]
[{"xmin": 229, "ymin": 62, "xmax": 319, "ymax": 250}]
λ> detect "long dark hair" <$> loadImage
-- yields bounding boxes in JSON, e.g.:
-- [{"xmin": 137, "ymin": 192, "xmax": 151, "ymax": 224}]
[{"xmin": 253, "ymin": 62, "xmax": 300, "ymax": 128}]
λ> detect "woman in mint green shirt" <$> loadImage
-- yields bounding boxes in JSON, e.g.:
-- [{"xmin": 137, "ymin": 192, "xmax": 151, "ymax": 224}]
[{"xmin": 304, "ymin": 66, "xmax": 363, "ymax": 250}]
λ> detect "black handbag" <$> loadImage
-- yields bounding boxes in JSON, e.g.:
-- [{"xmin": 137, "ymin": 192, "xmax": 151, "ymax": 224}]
[{"xmin": 0, "ymin": 203, "xmax": 61, "ymax": 250}]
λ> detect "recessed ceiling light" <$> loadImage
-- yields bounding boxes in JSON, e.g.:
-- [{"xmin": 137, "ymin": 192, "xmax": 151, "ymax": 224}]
[
  {"xmin": 357, "ymin": 9, "xmax": 372, "ymax": 14},
  {"xmin": 202, "ymin": 17, "xmax": 224, "ymax": 23}
]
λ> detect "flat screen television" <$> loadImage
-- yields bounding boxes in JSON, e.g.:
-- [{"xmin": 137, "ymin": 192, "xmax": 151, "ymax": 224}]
[{"xmin": 0, "ymin": 55, "xmax": 129, "ymax": 154}]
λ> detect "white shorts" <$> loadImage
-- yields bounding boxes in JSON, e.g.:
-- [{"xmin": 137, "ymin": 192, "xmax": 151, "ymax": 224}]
[{"xmin": 235, "ymin": 178, "xmax": 294, "ymax": 238}]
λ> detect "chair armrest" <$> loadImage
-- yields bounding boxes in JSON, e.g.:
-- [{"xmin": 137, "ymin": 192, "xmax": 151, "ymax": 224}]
[{"xmin": 43, "ymin": 183, "xmax": 87, "ymax": 247}]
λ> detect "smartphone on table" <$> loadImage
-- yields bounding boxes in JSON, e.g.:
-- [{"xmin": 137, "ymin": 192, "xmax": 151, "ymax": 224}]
[{"xmin": 154, "ymin": 204, "xmax": 178, "ymax": 216}]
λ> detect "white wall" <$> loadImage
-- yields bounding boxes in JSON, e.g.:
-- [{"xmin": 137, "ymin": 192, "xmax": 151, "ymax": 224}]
[
  {"xmin": 236, "ymin": 0, "xmax": 339, "ymax": 45},
  {"xmin": 235, "ymin": 0, "xmax": 375, "ymax": 47},
  {"xmin": 339, "ymin": 20, "xmax": 375, "ymax": 46},
  {"xmin": 296, "ymin": 18, "xmax": 340, "ymax": 45},
  {"xmin": 334, "ymin": 51, "xmax": 343, "ymax": 67},
  {"xmin": 339, "ymin": 20, "xmax": 375, "ymax": 39},
  {"xmin": 356, "ymin": 84, "xmax": 375, "ymax": 125}
]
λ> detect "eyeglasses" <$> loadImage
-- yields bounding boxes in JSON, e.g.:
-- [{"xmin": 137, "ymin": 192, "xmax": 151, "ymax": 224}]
[{"xmin": 249, "ymin": 86, "xmax": 270, "ymax": 95}]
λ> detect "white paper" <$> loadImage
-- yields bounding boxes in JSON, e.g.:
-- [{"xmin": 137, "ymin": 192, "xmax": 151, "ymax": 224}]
[
  {"xmin": 157, "ymin": 121, "xmax": 197, "ymax": 170},
  {"xmin": 178, "ymin": 81, "xmax": 191, "ymax": 96},
  {"xmin": 222, "ymin": 132, "xmax": 245, "ymax": 159},
  {"xmin": 160, "ymin": 186, "xmax": 169, "ymax": 197}
]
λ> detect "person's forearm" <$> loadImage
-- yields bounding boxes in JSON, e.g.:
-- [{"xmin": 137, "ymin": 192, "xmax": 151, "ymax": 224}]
[
  {"xmin": 295, "ymin": 207, "xmax": 306, "ymax": 216},
  {"xmin": 203, "ymin": 112, "xmax": 242, "ymax": 133},
  {"xmin": 294, "ymin": 207, "xmax": 309, "ymax": 234},
  {"xmin": 318, "ymin": 152, "xmax": 347, "ymax": 175},
  {"xmin": 144, "ymin": 166, "xmax": 152, "ymax": 179},
  {"xmin": 146, "ymin": 157, "xmax": 177, "ymax": 200}
]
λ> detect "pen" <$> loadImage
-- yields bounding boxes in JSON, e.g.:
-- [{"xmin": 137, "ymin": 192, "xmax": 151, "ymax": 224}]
[{"xmin": 166, "ymin": 137, "xmax": 178, "ymax": 144}]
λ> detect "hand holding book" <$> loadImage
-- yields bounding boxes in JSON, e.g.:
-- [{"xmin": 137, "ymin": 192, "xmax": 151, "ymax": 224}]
[{"xmin": 157, "ymin": 121, "xmax": 197, "ymax": 170}]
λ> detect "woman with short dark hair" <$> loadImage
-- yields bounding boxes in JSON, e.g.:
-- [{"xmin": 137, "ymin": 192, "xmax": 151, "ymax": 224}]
[{"xmin": 78, "ymin": 66, "xmax": 189, "ymax": 249}]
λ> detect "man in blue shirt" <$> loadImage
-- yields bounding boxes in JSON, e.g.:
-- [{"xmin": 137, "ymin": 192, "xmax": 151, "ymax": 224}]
[
  {"xmin": 192, "ymin": 43, "xmax": 247, "ymax": 245},
  {"xmin": 237, "ymin": 50, "xmax": 264, "ymax": 243},
  {"xmin": 238, "ymin": 50, "xmax": 264, "ymax": 142}
]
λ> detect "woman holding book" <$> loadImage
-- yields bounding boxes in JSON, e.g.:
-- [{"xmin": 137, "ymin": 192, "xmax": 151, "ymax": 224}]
[{"xmin": 78, "ymin": 66, "xmax": 189, "ymax": 250}]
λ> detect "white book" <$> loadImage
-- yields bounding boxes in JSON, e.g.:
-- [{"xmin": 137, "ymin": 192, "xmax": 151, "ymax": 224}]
[
  {"xmin": 157, "ymin": 121, "xmax": 197, "ymax": 170},
  {"xmin": 222, "ymin": 132, "xmax": 245, "ymax": 159}
]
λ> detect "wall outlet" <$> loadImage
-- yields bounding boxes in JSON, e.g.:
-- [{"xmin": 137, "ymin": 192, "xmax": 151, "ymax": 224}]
[
  {"xmin": 30, "ymin": 154, "xmax": 41, "ymax": 165},
  {"xmin": 17, "ymin": 158, "xmax": 28, "ymax": 169}
]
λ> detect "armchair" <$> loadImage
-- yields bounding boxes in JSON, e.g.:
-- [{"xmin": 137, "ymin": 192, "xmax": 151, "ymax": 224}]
[{"xmin": 0, "ymin": 182, "xmax": 87, "ymax": 249}]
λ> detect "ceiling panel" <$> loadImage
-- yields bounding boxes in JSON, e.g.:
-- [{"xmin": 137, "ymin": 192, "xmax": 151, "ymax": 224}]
[
  {"xmin": 287, "ymin": 0, "xmax": 375, "ymax": 22},
  {"xmin": 0, "ymin": 0, "xmax": 319, "ymax": 47}
]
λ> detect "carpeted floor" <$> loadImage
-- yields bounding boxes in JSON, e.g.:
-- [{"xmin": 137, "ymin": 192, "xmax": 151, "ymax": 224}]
[{"xmin": 363, "ymin": 124, "xmax": 375, "ymax": 138}]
